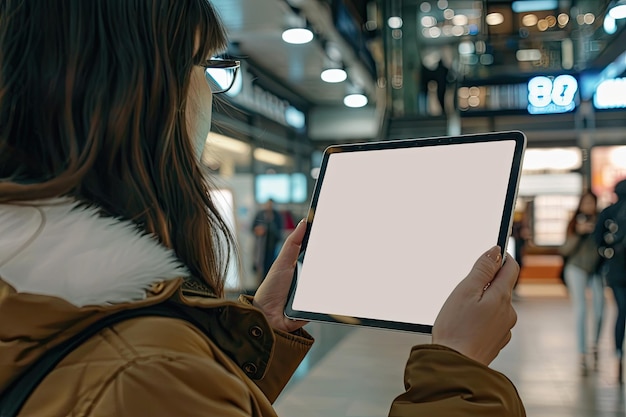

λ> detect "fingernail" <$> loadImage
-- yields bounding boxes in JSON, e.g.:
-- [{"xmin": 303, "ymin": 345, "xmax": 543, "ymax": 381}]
[
  {"xmin": 486, "ymin": 246, "xmax": 502, "ymax": 263},
  {"xmin": 298, "ymin": 218, "xmax": 306, "ymax": 226}
]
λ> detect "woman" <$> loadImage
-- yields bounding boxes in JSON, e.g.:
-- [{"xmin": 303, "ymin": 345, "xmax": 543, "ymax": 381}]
[
  {"xmin": 594, "ymin": 179, "xmax": 626, "ymax": 383},
  {"xmin": 0, "ymin": 1, "xmax": 524, "ymax": 415},
  {"xmin": 561, "ymin": 192, "xmax": 603, "ymax": 376}
]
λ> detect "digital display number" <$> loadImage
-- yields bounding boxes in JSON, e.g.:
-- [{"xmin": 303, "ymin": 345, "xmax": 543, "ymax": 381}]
[{"xmin": 527, "ymin": 75, "xmax": 578, "ymax": 114}]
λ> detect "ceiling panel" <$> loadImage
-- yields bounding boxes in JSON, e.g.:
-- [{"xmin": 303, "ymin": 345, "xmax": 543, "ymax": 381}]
[{"xmin": 212, "ymin": 0, "xmax": 358, "ymax": 105}]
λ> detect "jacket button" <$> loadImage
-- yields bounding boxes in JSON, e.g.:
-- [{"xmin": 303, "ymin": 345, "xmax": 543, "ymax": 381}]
[
  {"xmin": 249, "ymin": 325, "xmax": 263, "ymax": 338},
  {"xmin": 243, "ymin": 362, "xmax": 258, "ymax": 375}
]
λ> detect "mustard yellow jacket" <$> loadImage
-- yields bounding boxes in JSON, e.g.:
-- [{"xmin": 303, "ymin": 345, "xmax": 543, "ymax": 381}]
[
  {"xmin": 0, "ymin": 278, "xmax": 314, "ymax": 416},
  {"xmin": 0, "ymin": 201, "xmax": 525, "ymax": 416},
  {"xmin": 0, "ymin": 278, "xmax": 525, "ymax": 417}
]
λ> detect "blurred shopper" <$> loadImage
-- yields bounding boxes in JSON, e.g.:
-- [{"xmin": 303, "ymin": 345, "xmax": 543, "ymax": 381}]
[
  {"xmin": 0, "ymin": 1, "xmax": 524, "ymax": 416},
  {"xmin": 252, "ymin": 198, "xmax": 284, "ymax": 282},
  {"xmin": 511, "ymin": 202, "xmax": 532, "ymax": 299},
  {"xmin": 594, "ymin": 179, "xmax": 626, "ymax": 383},
  {"xmin": 512, "ymin": 202, "xmax": 532, "ymax": 270},
  {"xmin": 560, "ymin": 192, "xmax": 603, "ymax": 376}
]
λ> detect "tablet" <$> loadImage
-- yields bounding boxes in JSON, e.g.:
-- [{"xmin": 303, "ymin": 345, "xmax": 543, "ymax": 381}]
[{"xmin": 284, "ymin": 131, "xmax": 526, "ymax": 334}]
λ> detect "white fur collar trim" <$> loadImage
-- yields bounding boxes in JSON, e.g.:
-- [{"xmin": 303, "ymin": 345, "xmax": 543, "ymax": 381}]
[{"xmin": 0, "ymin": 199, "xmax": 188, "ymax": 307}]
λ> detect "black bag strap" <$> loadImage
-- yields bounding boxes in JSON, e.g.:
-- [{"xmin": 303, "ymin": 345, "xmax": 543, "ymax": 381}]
[{"xmin": 0, "ymin": 303, "xmax": 199, "ymax": 417}]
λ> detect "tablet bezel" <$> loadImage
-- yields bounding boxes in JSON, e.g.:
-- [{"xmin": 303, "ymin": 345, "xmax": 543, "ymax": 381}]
[{"xmin": 284, "ymin": 130, "xmax": 526, "ymax": 334}]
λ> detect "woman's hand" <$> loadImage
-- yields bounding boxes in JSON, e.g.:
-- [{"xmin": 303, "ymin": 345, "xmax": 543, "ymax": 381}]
[
  {"xmin": 432, "ymin": 246, "xmax": 520, "ymax": 366},
  {"xmin": 253, "ymin": 220, "xmax": 308, "ymax": 333}
]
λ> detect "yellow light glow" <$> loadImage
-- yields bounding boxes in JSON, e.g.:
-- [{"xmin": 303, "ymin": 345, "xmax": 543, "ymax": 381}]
[
  {"xmin": 254, "ymin": 148, "xmax": 289, "ymax": 166},
  {"xmin": 486, "ymin": 12, "xmax": 504, "ymax": 25},
  {"xmin": 522, "ymin": 14, "xmax": 538, "ymax": 26},
  {"xmin": 206, "ymin": 132, "xmax": 251, "ymax": 154}
]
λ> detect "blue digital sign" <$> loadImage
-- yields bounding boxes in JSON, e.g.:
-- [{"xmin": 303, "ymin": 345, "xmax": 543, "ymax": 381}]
[
  {"xmin": 594, "ymin": 78, "xmax": 626, "ymax": 109},
  {"xmin": 527, "ymin": 75, "xmax": 578, "ymax": 114},
  {"xmin": 255, "ymin": 173, "xmax": 308, "ymax": 204}
]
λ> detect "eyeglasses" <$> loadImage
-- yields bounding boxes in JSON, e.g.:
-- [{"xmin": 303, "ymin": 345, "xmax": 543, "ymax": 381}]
[{"xmin": 199, "ymin": 59, "xmax": 240, "ymax": 94}]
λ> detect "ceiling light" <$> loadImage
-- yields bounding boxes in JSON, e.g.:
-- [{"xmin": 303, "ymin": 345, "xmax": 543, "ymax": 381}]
[
  {"xmin": 443, "ymin": 9, "xmax": 455, "ymax": 20},
  {"xmin": 420, "ymin": 2, "xmax": 431, "ymax": 13},
  {"xmin": 344, "ymin": 93, "xmax": 368, "ymax": 108},
  {"xmin": 437, "ymin": 0, "xmax": 448, "ymax": 10},
  {"xmin": 516, "ymin": 49, "xmax": 541, "ymax": 61},
  {"xmin": 421, "ymin": 16, "xmax": 437, "ymax": 27},
  {"xmin": 537, "ymin": 19, "xmax": 549, "ymax": 31},
  {"xmin": 558, "ymin": 13, "xmax": 569, "ymax": 26},
  {"xmin": 321, "ymin": 68, "xmax": 347, "ymax": 83},
  {"xmin": 388, "ymin": 16, "xmax": 403, "ymax": 29},
  {"xmin": 512, "ymin": 0, "xmax": 557, "ymax": 13},
  {"xmin": 281, "ymin": 28, "xmax": 314, "ymax": 44},
  {"xmin": 610, "ymin": 1, "xmax": 626, "ymax": 19},
  {"xmin": 583, "ymin": 13, "xmax": 595, "ymax": 24},
  {"xmin": 429, "ymin": 26, "xmax": 442, "ymax": 38},
  {"xmin": 605, "ymin": 14, "xmax": 617, "ymax": 34},
  {"xmin": 254, "ymin": 148, "xmax": 289, "ymax": 166},
  {"xmin": 452, "ymin": 14, "xmax": 468, "ymax": 26},
  {"xmin": 486, "ymin": 12, "xmax": 504, "ymax": 25},
  {"xmin": 522, "ymin": 14, "xmax": 538, "ymax": 26},
  {"xmin": 206, "ymin": 132, "xmax": 251, "ymax": 154},
  {"xmin": 458, "ymin": 41, "xmax": 475, "ymax": 55}
]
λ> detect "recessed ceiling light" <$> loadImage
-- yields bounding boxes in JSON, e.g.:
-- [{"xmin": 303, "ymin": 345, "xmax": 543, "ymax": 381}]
[
  {"xmin": 281, "ymin": 28, "xmax": 314, "ymax": 44},
  {"xmin": 605, "ymin": 15, "xmax": 617, "ymax": 34},
  {"xmin": 344, "ymin": 93, "xmax": 368, "ymax": 108},
  {"xmin": 388, "ymin": 16, "xmax": 403, "ymax": 29},
  {"xmin": 321, "ymin": 68, "xmax": 347, "ymax": 83},
  {"xmin": 610, "ymin": 2, "xmax": 626, "ymax": 19},
  {"xmin": 516, "ymin": 49, "xmax": 541, "ymax": 61}
]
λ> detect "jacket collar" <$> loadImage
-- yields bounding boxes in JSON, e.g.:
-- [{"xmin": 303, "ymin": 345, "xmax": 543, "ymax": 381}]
[
  {"xmin": 0, "ymin": 198, "xmax": 188, "ymax": 307},
  {"xmin": 0, "ymin": 200, "xmax": 276, "ymax": 393}
]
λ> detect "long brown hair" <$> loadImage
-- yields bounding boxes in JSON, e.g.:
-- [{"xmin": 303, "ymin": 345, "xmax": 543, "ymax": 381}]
[
  {"xmin": 0, "ymin": 0, "xmax": 235, "ymax": 296},
  {"xmin": 566, "ymin": 191, "xmax": 598, "ymax": 236}
]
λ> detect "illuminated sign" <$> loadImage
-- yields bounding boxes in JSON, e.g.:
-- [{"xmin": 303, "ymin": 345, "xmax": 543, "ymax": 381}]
[
  {"xmin": 594, "ymin": 78, "xmax": 626, "ymax": 109},
  {"xmin": 527, "ymin": 75, "xmax": 578, "ymax": 114},
  {"xmin": 226, "ymin": 62, "xmax": 306, "ymax": 130},
  {"xmin": 458, "ymin": 84, "xmax": 527, "ymax": 112}
]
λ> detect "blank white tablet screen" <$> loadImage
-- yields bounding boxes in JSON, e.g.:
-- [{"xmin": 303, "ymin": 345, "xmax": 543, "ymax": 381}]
[{"xmin": 291, "ymin": 140, "xmax": 517, "ymax": 326}]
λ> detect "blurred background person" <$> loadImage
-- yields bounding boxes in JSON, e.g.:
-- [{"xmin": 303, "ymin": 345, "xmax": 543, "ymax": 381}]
[
  {"xmin": 560, "ymin": 191, "xmax": 603, "ymax": 376},
  {"xmin": 511, "ymin": 201, "xmax": 532, "ymax": 299},
  {"xmin": 252, "ymin": 198, "xmax": 284, "ymax": 284},
  {"xmin": 594, "ymin": 179, "xmax": 626, "ymax": 383}
]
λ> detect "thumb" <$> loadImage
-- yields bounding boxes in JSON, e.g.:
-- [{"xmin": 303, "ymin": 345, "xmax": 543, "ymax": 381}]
[
  {"xmin": 271, "ymin": 219, "xmax": 307, "ymax": 270},
  {"xmin": 488, "ymin": 254, "xmax": 520, "ymax": 294},
  {"xmin": 465, "ymin": 246, "xmax": 503, "ymax": 289}
]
